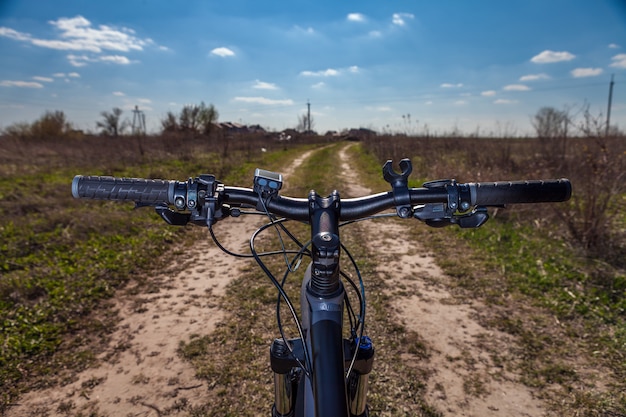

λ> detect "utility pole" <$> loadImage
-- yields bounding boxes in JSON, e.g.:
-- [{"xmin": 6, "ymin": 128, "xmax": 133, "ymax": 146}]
[
  {"xmin": 132, "ymin": 105, "xmax": 146, "ymax": 135},
  {"xmin": 306, "ymin": 100, "xmax": 311, "ymax": 132},
  {"xmin": 606, "ymin": 74, "xmax": 614, "ymax": 137}
]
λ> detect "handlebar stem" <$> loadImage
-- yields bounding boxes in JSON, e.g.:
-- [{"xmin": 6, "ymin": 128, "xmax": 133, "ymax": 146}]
[{"xmin": 308, "ymin": 190, "xmax": 342, "ymax": 297}]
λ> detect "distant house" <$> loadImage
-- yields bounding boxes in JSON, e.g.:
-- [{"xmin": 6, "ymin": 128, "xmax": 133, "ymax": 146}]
[
  {"xmin": 344, "ymin": 128, "xmax": 377, "ymax": 141},
  {"xmin": 215, "ymin": 122, "xmax": 267, "ymax": 136}
]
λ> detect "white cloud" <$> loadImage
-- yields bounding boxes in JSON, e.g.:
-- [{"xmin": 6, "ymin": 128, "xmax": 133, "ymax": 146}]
[
  {"xmin": 348, "ymin": 65, "xmax": 359, "ymax": 73},
  {"xmin": 347, "ymin": 13, "xmax": 366, "ymax": 22},
  {"xmin": 369, "ymin": 30, "xmax": 382, "ymax": 38},
  {"xmin": 454, "ymin": 100, "xmax": 467, "ymax": 106},
  {"xmin": 68, "ymin": 53, "xmax": 132, "ymax": 66},
  {"xmin": 0, "ymin": 16, "xmax": 161, "ymax": 67},
  {"xmin": 233, "ymin": 96, "xmax": 294, "ymax": 106},
  {"xmin": 253, "ymin": 80, "xmax": 278, "ymax": 90},
  {"xmin": 300, "ymin": 68, "xmax": 340, "ymax": 77},
  {"xmin": 0, "ymin": 27, "xmax": 32, "ymax": 41},
  {"xmin": 365, "ymin": 106, "xmax": 392, "ymax": 112},
  {"xmin": 311, "ymin": 82, "xmax": 325, "ymax": 89},
  {"xmin": 440, "ymin": 83, "xmax": 463, "ymax": 88},
  {"xmin": 609, "ymin": 43, "xmax": 620, "ymax": 49},
  {"xmin": 1, "ymin": 16, "xmax": 157, "ymax": 54},
  {"xmin": 530, "ymin": 50, "xmax": 575, "ymax": 63},
  {"xmin": 137, "ymin": 98, "xmax": 152, "ymax": 104},
  {"xmin": 494, "ymin": 99, "xmax": 518, "ymax": 104},
  {"xmin": 99, "ymin": 55, "xmax": 132, "ymax": 64},
  {"xmin": 392, "ymin": 13, "xmax": 415, "ymax": 26},
  {"xmin": 481, "ymin": 90, "xmax": 497, "ymax": 96},
  {"xmin": 610, "ymin": 53, "xmax": 626, "ymax": 69},
  {"xmin": 33, "ymin": 76, "xmax": 54, "ymax": 82},
  {"xmin": 571, "ymin": 67, "xmax": 604, "ymax": 78},
  {"xmin": 68, "ymin": 72, "xmax": 80, "ymax": 77},
  {"xmin": 210, "ymin": 47, "xmax": 235, "ymax": 57},
  {"xmin": 291, "ymin": 25, "xmax": 315, "ymax": 35},
  {"xmin": 53, "ymin": 72, "xmax": 66, "ymax": 77},
  {"xmin": 0, "ymin": 80, "xmax": 44, "ymax": 88},
  {"xmin": 519, "ymin": 73, "xmax": 550, "ymax": 81},
  {"xmin": 503, "ymin": 84, "xmax": 530, "ymax": 91},
  {"xmin": 113, "ymin": 91, "xmax": 125, "ymax": 96}
]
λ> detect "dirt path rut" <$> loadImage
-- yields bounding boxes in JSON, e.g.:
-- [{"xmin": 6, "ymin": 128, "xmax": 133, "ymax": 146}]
[
  {"xmin": 8, "ymin": 150, "xmax": 316, "ymax": 417},
  {"xmin": 338, "ymin": 144, "xmax": 546, "ymax": 416}
]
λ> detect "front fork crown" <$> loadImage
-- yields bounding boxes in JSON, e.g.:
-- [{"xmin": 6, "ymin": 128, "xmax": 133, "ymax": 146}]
[{"xmin": 270, "ymin": 337, "xmax": 375, "ymax": 417}]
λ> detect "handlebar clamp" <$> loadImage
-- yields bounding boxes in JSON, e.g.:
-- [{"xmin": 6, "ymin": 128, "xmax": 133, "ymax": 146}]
[{"xmin": 383, "ymin": 159, "xmax": 413, "ymax": 218}]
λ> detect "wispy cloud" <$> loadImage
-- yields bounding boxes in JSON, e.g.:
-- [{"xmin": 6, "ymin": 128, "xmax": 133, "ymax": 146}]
[
  {"xmin": 519, "ymin": 73, "xmax": 550, "ymax": 81},
  {"xmin": 233, "ymin": 96, "xmax": 294, "ymax": 106},
  {"xmin": 608, "ymin": 43, "xmax": 620, "ymax": 49},
  {"xmin": 347, "ymin": 13, "xmax": 366, "ymax": 22},
  {"xmin": 610, "ymin": 53, "xmax": 626, "ymax": 69},
  {"xmin": 530, "ymin": 50, "xmax": 575, "ymax": 63},
  {"xmin": 392, "ymin": 13, "xmax": 415, "ymax": 26},
  {"xmin": 503, "ymin": 84, "xmax": 530, "ymax": 91},
  {"xmin": 210, "ymin": 47, "xmax": 235, "ymax": 57},
  {"xmin": 494, "ymin": 99, "xmax": 518, "ymax": 104},
  {"xmin": 481, "ymin": 90, "xmax": 497, "ymax": 96},
  {"xmin": 113, "ymin": 91, "xmax": 125, "ymax": 96},
  {"xmin": 68, "ymin": 53, "xmax": 132, "ymax": 66},
  {"xmin": 440, "ymin": 83, "xmax": 463, "ymax": 88},
  {"xmin": 300, "ymin": 68, "xmax": 339, "ymax": 77},
  {"xmin": 0, "ymin": 16, "xmax": 157, "ymax": 66},
  {"xmin": 300, "ymin": 66, "xmax": 360, "ymax": 77},
  {"xmin": 33, "ymin": 76, "xmax": 54, "ymax": 82},
  {"xmin": 311, "ymin": 82, "xmax": 325, "ymax": 89},
  {"xmin": 0, "ymin": 80, "xmax": 44, "ymax": 88},
  {"xmin": 571, "ymin": 67, "xmax": 603, "ymax": 78},
  {"xmin": 252, "ymin": 80, "xmax": 279, "ymax": 90}
]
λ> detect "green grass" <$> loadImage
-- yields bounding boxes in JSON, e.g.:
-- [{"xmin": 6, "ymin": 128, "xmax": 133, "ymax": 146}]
[
  {"xmin": 351, "ymin": 140, "xmax": 626, "ymax": 416},
  {"xmin": 0, "ymin": 140, "xmax": 321, "ymax": 413}
]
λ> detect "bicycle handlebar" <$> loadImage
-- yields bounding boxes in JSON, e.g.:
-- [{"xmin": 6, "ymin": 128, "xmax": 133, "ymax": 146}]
[{"xmin": 72, "ymin": 174, "xmax": 571, "ymax": 223}]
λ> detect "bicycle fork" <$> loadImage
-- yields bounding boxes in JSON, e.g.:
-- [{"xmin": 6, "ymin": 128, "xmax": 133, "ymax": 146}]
[
  {"xmin": 270, "ymin": 190, "xmax": 375, "ymax": 417},
  {"xmin": 270, "ymin": 336, "xmax": 375, "ymax": 417}
]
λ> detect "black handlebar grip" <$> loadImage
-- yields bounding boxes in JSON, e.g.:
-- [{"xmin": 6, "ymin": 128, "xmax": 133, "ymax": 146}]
[
  {"xmin": 72, "ymin": 175, "xmax": 175, "ymax": 204},
  {"xmin": 468, "ymin": 179, "xmax": 571, "ymax": 206}
]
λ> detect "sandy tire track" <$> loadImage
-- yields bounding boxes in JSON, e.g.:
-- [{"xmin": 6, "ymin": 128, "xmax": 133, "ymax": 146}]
[
  {"xmin": 338, "ymin": 143, "xmax": 547, "ymax": 417},
  {"xmin": 7, "ymin": 149, "xmax": 317, "ymax": 417}
]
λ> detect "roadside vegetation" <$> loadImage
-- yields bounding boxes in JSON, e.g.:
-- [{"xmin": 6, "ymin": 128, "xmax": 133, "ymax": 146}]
[
  {"xmin": 1, "ymin": 108, "xmax": 624, "ymax": 415},
  {"xmin": 358, "ymin": 128, "xmax": 626, "ymax": 415},
  {"xmin": 0, "ymin": 131, "xmax": 325, "ymax": 413}
]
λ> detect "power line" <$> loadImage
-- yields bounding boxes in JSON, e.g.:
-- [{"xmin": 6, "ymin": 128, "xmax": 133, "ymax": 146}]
[
  {"xmin": 606, "ymin": 74, "xmax": 615, "ymax": 137},
  {"xmin": 131, "ymin": 105, "xmax": 146, "ymax": 135}
]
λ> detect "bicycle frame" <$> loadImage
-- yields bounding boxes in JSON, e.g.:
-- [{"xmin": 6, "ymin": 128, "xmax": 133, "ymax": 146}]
[
  {"xmin": 269, "ymin": 191, "xmax": 373, "ymax": 417},
  {"xmin": 71, "ymin": 158, "xmax": 570, "ymax": 417}
]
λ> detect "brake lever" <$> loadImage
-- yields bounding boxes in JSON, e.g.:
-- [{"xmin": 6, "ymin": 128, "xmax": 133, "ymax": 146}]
[{"xmin": 414, "ymin": 204, "xmax": 489, "ymax": 228}]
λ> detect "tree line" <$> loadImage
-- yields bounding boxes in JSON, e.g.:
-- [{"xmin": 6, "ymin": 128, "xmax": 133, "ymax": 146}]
[{"xmin": 0, "ymin": 102, "xmax": 219, "ymax": 139}]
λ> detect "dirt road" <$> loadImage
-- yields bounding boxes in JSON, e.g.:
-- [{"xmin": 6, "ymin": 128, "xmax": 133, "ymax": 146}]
[
  {"xmin": 10, "ymin": 144, "xmax": 547, "ymax": 416},
  {"xmin": 338, "ymin": 144, "xmax": 545, "ymax": 416},
  {"xmin": 8, "ymin": 150, "xmax": 316, "ymax": 417}
]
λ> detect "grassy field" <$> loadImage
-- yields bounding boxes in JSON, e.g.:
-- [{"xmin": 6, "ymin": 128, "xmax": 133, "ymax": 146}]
[
  {"xmin": 1, "ymin": 133, "xmax": 624, "ymax": 415},
  {"xmin": 356, "ymin": 137, "xmax": 626, "ymax": 415},
  {"xmin": 0, "ymin": 133, "xmax": 325, "ymax": 412}
]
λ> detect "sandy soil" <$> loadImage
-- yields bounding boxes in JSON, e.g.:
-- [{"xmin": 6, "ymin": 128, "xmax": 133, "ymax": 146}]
[
  {"xmin": 337, "ymin": 145, "xmax": 546, "ymax": 416},
  {"xmin": 10, "ymin": 145, "xmax": 547, "ymax": 416},
  {"xmin": 7, "ymin": 151, "xmax": 315, "ymax": 417}
]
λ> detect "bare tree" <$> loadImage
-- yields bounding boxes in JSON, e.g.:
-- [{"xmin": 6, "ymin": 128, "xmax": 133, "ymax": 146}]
[
  {"xmin": 161, "ymin": 102, "xmax": 219, "ymax": 136},
  {"xmin": 97, "ymin": 107, "xmax": 128, "ymax": 137},
  {"xmin": 532, "ymin": 106, "xmax": 571, "ymax": 170},
  {"xmin": 199, "ymin": 102, "xmax": 219, "ymax": 135},
  {"xmin": 296, "ymin": 113, "xmax": 314, "ymax": 133},
  {"xmin": 31, "ymin": 110, "xmax": 73, "ymax": 138},
  {"xmin": 161, "ymin": 111, "xmax": 179, "ymax": 133}
]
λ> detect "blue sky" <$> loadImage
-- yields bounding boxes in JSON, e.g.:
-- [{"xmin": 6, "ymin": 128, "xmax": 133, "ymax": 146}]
[{"xmin": 1, "ymin": 0, "xmax": 625, "ymax": 135}]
